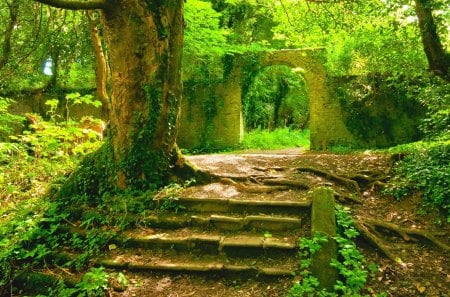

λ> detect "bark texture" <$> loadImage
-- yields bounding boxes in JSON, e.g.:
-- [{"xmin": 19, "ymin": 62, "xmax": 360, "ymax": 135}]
[
  {"xmin": 87, "ymin": 10, "xmax": 110, "ymax": 116},
  {"xmin": 414, "ymin": 0, "xmax": 450, "ymax": 80},
  {"xmin": 0, "ymin": 1, "xmax": 19, "ymax": 70},
  {"xmin": 102, "ymin": 0, "xmax": 184, "ymax": 190},
  {"xmin": 51, "ymin": 0, "xmax": 188, "ymax": 198}
]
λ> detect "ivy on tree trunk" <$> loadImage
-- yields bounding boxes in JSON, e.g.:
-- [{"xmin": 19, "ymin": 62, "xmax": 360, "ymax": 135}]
[{"xmin": 34, "ymin": 0, "xmax": 198, "ymax": 197}]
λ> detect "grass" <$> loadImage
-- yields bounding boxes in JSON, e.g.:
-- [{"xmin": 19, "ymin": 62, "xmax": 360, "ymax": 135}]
[{"xmin": 242, "ymin": 128, "xmax": 310, "ymax": 150}]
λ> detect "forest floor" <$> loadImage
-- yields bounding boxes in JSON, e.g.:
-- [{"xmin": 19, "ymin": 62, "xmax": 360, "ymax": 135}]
[{"xmin": 107, "ymin": 148, "xmax": 450, "ymax": 297}]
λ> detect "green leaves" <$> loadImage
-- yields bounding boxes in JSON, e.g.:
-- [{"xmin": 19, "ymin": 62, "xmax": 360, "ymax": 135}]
[
  {"xmin": 386, "ymin": 142, "xmax": 450, "ymax": 221},
  {"xmin": 289, "ymin": 206, "xmax": 378, "ymax": 296}
]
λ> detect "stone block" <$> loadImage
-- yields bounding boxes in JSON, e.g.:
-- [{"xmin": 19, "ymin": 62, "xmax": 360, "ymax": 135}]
[{"xmin": 310, "ymin": 187, "xmax": 338, "ymax": 292}]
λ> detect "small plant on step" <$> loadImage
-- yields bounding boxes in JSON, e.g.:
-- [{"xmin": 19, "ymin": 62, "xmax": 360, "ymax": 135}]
[
  {"xmin": 153, "ymin": 179, "xmax": 195, "ymax": 212},
  {"xmin": 48, "ymin": 267, "xmax": 109, "ymax": 297}
]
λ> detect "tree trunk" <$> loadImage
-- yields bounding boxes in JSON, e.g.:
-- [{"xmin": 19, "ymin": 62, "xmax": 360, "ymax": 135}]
[
  {"xmin": 414, "ymin": 0, "xmax": 450, "ymax": 80},
  {"xmin": 57, "ymin": 0, "xmax": 197, "ymax": 197},
  {"xmin": 104, "ymin": 0, "xmax": 185, "ymax": 190},
  {"xmin": 87, "ymin": 10, "xmax": 110, "ymax": 117},
  {"xmin": 0, "ymin": 1, "xmax": 19, "ymax": 70}
]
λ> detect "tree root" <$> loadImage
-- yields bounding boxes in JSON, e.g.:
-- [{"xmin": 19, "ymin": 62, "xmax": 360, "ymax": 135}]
[
  {"xmin": 219, "ymin": 177, "xmax": 289, "ymax": 193},
  {"xmin": 333, "ymin": 190, "xmax": 362, "ymax": 204},
  {"xmin": 258, "ymin": 178, "xmax": 309, "ymax": 189},
  {"xmin": 219, "ymin": 177, "xmax": 308, "ymax": 193},
  {"xmin": 297, "ymin": 167, "xmax": 361, "ymax": 194},
  {"xmin": 354, "ymin": 217, "xmax": 450, "ymax": 262},
  {"xmin": 252, "ymin": 166, "xmax": 285, "ymax": 172}
]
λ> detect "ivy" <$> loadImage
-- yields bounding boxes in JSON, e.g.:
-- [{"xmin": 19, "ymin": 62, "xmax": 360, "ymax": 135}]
[{"xmin": 288, "ymin": 206, "xmax": 381, "ymax": 297}]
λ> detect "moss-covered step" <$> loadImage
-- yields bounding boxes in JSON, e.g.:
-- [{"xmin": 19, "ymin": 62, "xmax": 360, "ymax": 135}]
[
  {"xmin": 140, "ymin": 213, "xmax": 302, "ymax": 231},
  {"xmin": 96, "ymin": 250, "xmax": 297, "ymax": 277},
  {"xmin": 116, "ymin": 230, "xmax": 297, "ymax": 256},
  {"xmin": 157, "ymin": 197, "xmax": 311, "ymax": 215}
]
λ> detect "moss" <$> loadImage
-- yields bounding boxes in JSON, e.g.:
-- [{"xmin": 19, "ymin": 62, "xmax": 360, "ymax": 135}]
[{"xmin": 13, "ymin": 272, "xmax": 58, "ymax": 295}]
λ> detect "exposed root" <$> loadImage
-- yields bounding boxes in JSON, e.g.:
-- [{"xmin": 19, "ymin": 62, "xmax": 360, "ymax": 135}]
[
  {"xmin": 252, "ymin": 166, "xmax": 285, "ymax": 172},
  {"xmin": 333, "ymin": 190, "xmax": 362, "ymax": 204},
  {"xmin": 367, "ymin": 180, "xmax": 387, "ymax": 190},
  {"xmin": 219, "ymin": 177, "xmax": 290, "ymax": 193},
  {"xmin": 354, "ymin": 219, "xmax": 398, "ymax": 262},
  {"xmin": 259, "ymin": 178, "xmax": 309, "ymax": 189},
  {"xmin": 297, "ymin": 167, "xmax": 361, "ymax": 194},
  {"xmin": 354, "ymin": 217, "xmax": 450, "ymax": 262}
]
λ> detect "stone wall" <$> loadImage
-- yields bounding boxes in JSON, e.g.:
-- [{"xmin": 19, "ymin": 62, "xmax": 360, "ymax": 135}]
[
  {"xmin": 258, "ymin": 49, "xmax": 354, "ymax": 150},
  {"xmin": 178, "ymin": 61, "xmax": 243, "ymax": 149},
  {"xmin": 178, "ymin": 48, "xmax": 355, "ymax": 150}
]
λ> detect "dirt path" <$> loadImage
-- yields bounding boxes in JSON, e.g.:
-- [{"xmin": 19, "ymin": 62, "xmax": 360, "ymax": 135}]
[{"xmin": 110, "ymin": 150, "xmax": 449, "ymax": 297}]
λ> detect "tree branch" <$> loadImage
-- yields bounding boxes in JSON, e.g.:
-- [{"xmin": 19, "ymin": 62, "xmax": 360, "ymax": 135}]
[{"xmin": 34, "ymin": 0, "xmax": 109, "ymax": 10}]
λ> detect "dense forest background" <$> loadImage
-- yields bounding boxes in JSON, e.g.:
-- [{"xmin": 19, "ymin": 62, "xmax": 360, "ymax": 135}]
[{"xmin": 0, "ymin": 0, "xmax": 449, "ymax": 296}]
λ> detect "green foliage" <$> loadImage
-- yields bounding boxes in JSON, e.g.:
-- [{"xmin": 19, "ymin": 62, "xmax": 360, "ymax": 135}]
[
  {"xmin": 153, "ymin": 180, "xmax": 195, "ymax": 212},
  {"xmin": 49, "ymin": 267, "xmax": 109, "ymax": 297},
  {"xmin": 385, "ymin": 142, "xmax": 450, "ymax": 221},
  {"xmin": 336, "ymin": 74, "xmax": 424, "ymax": 148},
  {"xmin": 0, "ymin": 97, "xmax": 25, "ymax": 140},
  {"xmin": 12, "ymin": 95, "xmax": 103, "ymax": 158},
  {"xmin": 288, "ymin": 206, "xmax": 379, "ymax": 296},
  {"xmin": 415, "ymin": 75, "xmax": 450, "ymax": 140},
  {"xmin": 183, "ymin": 0, "xmax": 229, "ymax": 81},
  {"xmin": 331, "ymin": 206, "xmax": 376, "ymax": 295},
  {"xmin": 242, "ymin": 128, "xmax": 310, "ymax": 150},
  {"xmin": 243, "ymin": 65, "xmax": 308, "ymax": 130}
]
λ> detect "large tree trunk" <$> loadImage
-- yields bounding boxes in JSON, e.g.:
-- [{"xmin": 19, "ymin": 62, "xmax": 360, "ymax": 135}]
[
  {"xmin": 53, "ymin": 0, "xmax": 204, "ymax": 198},
  {"xmin": 103, "ymin": 0, "xmax": 184, "ymax": 190},
  {"xmin": 414, "ymin": 0, "xmax": 450, "ymax": 80}
]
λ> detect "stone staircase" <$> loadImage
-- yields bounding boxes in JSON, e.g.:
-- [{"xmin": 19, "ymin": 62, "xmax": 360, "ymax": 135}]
[{"xmin": 96, "ymin": 196, "xmax": 312, "ymax": 278}]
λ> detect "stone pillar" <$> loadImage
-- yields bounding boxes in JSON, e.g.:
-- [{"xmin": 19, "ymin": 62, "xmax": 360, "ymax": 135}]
[{"xmin": 310, "ymin": 187, "xmax": 338, "ymax": 292}]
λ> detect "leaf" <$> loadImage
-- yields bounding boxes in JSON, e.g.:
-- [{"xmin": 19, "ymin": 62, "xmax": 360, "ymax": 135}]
[
  {"xmin": 415, "ymin": 283, "xmax": 426, "ymax": 293},
  {"xmin": 108, "ymin": 244, "xmax": 117, "ymax": 250}
]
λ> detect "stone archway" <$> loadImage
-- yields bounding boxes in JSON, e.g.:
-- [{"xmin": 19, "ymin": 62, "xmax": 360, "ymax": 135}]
[
  {"xmin": 178, "ymin": 48, "xmax": 354, "ymax": 150},
  {"xmin": 258, "ymin": 48, "xmax": 353, "ymax": 150}
]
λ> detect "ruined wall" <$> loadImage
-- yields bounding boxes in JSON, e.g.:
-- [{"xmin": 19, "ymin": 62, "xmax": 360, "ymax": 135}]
[
  {"xmin": 178, "ymin": 62, "xmax": 243, "ymax": 149},
  {"xmin": 178, "ymin": 48, "xmax": 355, "ymax": 150},
  {"xmin": 259, "ymin": 49, "xmax": 354, "ymax": 150}
]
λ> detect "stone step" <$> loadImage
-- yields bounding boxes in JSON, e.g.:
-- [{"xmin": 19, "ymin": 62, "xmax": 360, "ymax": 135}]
[
  {"xmin": 141, "ymin": 212, "xmax": 303, "ymax": 231},
  {"xmin": 96, "ymin": 249, "xmax": 297, "ymax": 277},
  {"xmin": 116, "ymin": 229, "xmax": 298, "ymax": 256},
  {"xmin": 158, "ymin": 197, "xmax": 311, "ymax": 215}
]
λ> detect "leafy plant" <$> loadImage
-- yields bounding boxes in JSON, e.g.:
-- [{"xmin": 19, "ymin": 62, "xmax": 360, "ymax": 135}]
[
  {"xmin": 385, "ymin": 142, "xmax": 450, "ymax": 221},
  {"xmin": 288, "ymin": 206, "xmax": 379, "ymax": 296},
  {"xmin": 416, "ymin": 75, "xmax": 450, "ymax": 140},
  {"xmin": 0, "ymin": 97, "xmax": 25, "ymax": 141},
  {"xmin": 48, "ymin": 267, "xmax": 109, "ymax": 297}
]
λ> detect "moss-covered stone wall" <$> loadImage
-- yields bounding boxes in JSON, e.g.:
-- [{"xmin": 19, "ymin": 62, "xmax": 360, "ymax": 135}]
[
  {"xmin": 178, "ymin": 48, "xmax": 354, "ymax": 150},
  {"xmin": 178, "ymin": 60, "xmax": 243, "ymax": 149},
  {"xmin": 258, "ymin": 49, "xmax": 354, "ymax": 150}
]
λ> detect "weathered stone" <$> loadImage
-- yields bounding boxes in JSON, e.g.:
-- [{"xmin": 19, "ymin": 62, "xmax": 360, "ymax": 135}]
[
  {"xmin": 96, "ymin": 259, "xmax": 129, "ymax": 269},
  {"xmin": 177, "ymin": 197, "xmax": 230, "ymax": 212},
  {"xmin": 258, "ymin": 267, "xmax": 294, "ymax": 276},
  {"xmin": 190, "ymin": 215, "xmax": 210, "ymax": 226},
  {"xmin": 210, "ymin": 215, "xmax": 245, "ymax": 231},
  {"xmin": 263, "ymin": 237, "xmax": 296, "ymax": 250},
  {"xmin": 128, "ymin": 262, "xmax": 224, "ymax": 272},
  {"xmin": 246, "ymin": 215, "xmax": 302, "ymax": 231},
  {"xmin": 310, "ymin": 187, "xmax": 338, "ymax": 292},
  {"xmin": 219, "ymin": 235, "xmax": 264, "ymax": 250},
  {"xmin": 178, "ymin": 48, "xmax": 355, "ymax": 150}
]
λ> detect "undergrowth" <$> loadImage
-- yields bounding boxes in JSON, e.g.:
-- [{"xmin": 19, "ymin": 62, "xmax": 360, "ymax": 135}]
[
  {"xmin": 0, "ymin": 95, "xmax": 120, "ymax": 295},
  {"xmin": 288, "ymin": 206, "xmax": 381, "ymax": 297},
  {"xmin": 385, "ymin": 141, "xmax": 450, "ymax": 222},
  {"xmin": 242, "ymin": 127, "xmax": 310, "ymax": 150}
]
